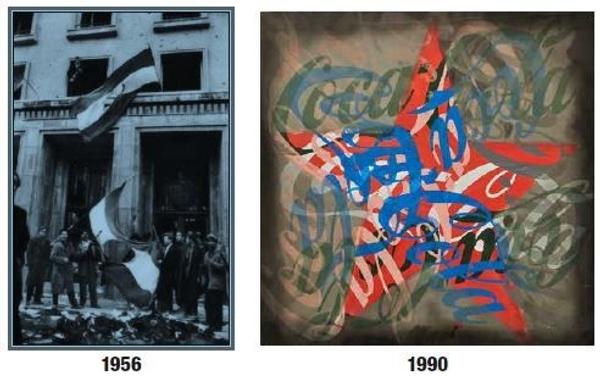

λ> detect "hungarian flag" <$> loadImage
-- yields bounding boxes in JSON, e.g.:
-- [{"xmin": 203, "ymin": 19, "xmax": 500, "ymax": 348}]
[
  {"xmin": 72, "ymin": 47, "xmax": 160, "ymax": 142},
  {"xmin": 89, "ymin": 181, "xmax": 160, "ymax": 308},
  {"xmin": 89, "ymin": 182, "xmax": 138, "ymax": 246},
  {"xmin": 101, "ymin": 250, "xmax": 159, "ymax": 308}
]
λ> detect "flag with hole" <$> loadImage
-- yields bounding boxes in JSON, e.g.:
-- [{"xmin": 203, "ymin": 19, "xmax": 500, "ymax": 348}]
[{"xmin": 72, "ymin": 47, "xmax": 160, "ymax": 142}]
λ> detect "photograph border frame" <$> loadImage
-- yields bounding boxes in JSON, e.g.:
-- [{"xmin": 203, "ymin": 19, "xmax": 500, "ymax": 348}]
[{"xmin": 8, "ymin": 6, "xmax": 235, "ymax": 351}]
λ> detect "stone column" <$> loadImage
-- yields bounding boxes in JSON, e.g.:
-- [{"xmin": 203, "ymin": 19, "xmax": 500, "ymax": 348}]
[
  {"xmin": 48, "ymin": 158, "xmax": 68, "ymax": 237},
  {"xmin": 15, "ymin": 127, "xmax": 45, "ymax": 235},
  {"xmin": 219, "ymin": 127, "xmax": 229, "ymax": 244},
  {"xmin": 111, "ymin": 124, "xmax": 141, "ymax": 236}
]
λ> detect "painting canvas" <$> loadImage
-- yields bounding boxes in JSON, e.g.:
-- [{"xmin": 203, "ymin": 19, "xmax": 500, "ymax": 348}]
[{"xmin": 261, "ymin": 12, "xmax": 593, "ymax": 345}]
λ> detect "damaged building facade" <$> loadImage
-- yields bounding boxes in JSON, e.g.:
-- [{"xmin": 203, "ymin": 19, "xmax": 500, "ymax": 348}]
[{"xmin": 13, "ymin": 11, "xmax": 231, "ymax": 243}]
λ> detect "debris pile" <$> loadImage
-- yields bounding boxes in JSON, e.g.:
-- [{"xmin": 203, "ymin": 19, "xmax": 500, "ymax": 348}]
[{"xmin": 21, "ymin": 308, "xmax": 228, "ymax": 346}]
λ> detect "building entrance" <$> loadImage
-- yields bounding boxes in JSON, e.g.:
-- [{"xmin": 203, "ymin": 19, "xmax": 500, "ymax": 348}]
[
  {"xmin": 140, "ymin": 131, "xmax": 221, "ymax": 237},
  {"xmin": 44, "ymin": 134, "xmax": 113, "ymax": 237}
]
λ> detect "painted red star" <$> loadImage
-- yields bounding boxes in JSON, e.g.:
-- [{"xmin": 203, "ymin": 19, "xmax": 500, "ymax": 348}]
[{"xmin": 277, "ymin": 25, "xmax": 573, "ymax": 339}]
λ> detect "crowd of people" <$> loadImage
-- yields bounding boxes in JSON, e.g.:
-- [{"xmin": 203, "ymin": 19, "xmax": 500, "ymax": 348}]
[
  {"xmin": 24, "ymin": 227, "xmax": 101, "ymax": 310},
  {"xmin": 19, "ymin": 225, "xmax": 229, "ymax": 338},
  {"xmin": 155, "ymin": 230, "xmax": 228, "ymax": 337}
]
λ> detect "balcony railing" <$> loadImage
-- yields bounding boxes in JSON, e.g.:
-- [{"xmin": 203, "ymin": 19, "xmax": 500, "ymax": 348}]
[{"xmin": 13, "ymin": 91, "xmax": 229, "ymax": 121}]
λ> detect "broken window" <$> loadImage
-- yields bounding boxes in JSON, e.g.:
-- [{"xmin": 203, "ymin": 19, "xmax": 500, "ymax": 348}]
[
  {"xmin": 14, "ymin": 12, "xmax": 33, "ymax": 35},
  {"xmin": 67, "ymin": 58, "xmax": 108, "ymax": 97},
  {"xmin": 161, "ymin": 52, "xmax": 202, "ymax": 92},
  {"xmin": 79, "ymin": 12, "xmax": 112, "ymax": 28},
  {"xmin": 13, "ymin": 64, "xmax": 25, "ymax": 100},
  {"xmin": 162, "ymin": 12, "xmax": 201, "ymax": 21}
]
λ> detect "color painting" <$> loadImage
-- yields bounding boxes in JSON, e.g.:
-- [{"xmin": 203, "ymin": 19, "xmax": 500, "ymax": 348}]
[{"xmin": 261, "ymin": 12, "xmax": 593, "ymax": 345}]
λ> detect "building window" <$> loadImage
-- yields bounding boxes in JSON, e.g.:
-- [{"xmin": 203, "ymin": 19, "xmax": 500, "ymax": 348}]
[
  {"xmin": 14, "ymin": 12, "xmax": 34, "ymax": 35},
  {"xmin": 162, "ymin": 12, "xmax": 202, "ymax": 21},
  {"xmin": 79, "ymin": 12, "xmax": 112, "ymax": 28},
  {"xmin": 67, "ymin": 13, "xmax": 117, "ymax": 40},
  {"xmin": 154, "ymin": 12, "xmax": 210, "ymax": 33},
  {"xmin": 67, "ymin": 58, "xmax": 108, "ymax": 97},
  {"xmin": 161, "ymin": 52, "xmax": 202, "ymax": 92},
  {"xmin": 13, "ymin": 64, "xmax": 26, "ymax": 100}
]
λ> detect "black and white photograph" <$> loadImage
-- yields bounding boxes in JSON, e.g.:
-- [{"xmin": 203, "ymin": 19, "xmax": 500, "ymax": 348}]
[{"xmin": 9, "ymin": 8, "xmax": 233, "ymax": 349}]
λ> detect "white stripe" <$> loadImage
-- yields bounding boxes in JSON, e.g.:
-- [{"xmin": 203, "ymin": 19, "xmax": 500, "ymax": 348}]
[
  {"xmin": 117, "ymin": 66, "xmax": 159, "ymax": 95},
  {"xmin": 124, "ymin": 249, "xmax": 159, "ymax": 293},
  {"xmin": 77, "ymin": 91, "xmax": 112, "ymax": 131},
  {"xmin": 89, "ymin": 197, "xmax": 119, "ymax": 247},
  {"xmin": 76, "ymin": 66, "xmax": 159, "ymax": 131},
  {"xmin": 451, "ymin": 162, "xmax": 498, "ymax": 194}
]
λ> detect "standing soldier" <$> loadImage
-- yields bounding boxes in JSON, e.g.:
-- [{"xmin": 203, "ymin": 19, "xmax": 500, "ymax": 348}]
[
  {"xmin": 75, "ymin": 231, "xmax": 102, "ymax": 308},
  {"xmin": 25, "ymin": 227, "xmax": 51, "ymax": 305},
  {"xmin": 50, "ymin": 229, "xmax": 79, "ymax": 310}
]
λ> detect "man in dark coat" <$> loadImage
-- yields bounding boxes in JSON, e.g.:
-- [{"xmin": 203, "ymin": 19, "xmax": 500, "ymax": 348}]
[
  {"xmin": 25, "ymin": 227, "xmax": 51, "ymax": 305},
  {"xmin": 203, "ymin": 234, "xmax": 228, "ymax": 337},
  {"xmin": 50, "ymin": 229, "xmax": 79, "ymax": 310},
  {"xmin": 193, "ymin": 231, "xmax": 208, "ymax": 291},
  {"xmin": 75, "ymin": 231, "xmax": 102, "ymax": 308},
  {"xmin": 156, "ymin": 232, "xmax": 183, "ymax": 312},
  {"xmin": 171, "ymin": 231, "xmax": 186, "ymax": 307},
  {"xmin": 177, "ymin": 233, "xmax": 204, "ymax": 316},
  {"xmin": 13, "ymin": 173, "xmax": 30, "ymax": 345}
]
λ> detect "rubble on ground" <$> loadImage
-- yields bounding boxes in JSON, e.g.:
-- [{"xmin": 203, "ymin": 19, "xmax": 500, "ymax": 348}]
[{"xmin": 20, "ymin": 307, "xmax": 229, "ymax": 346}]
